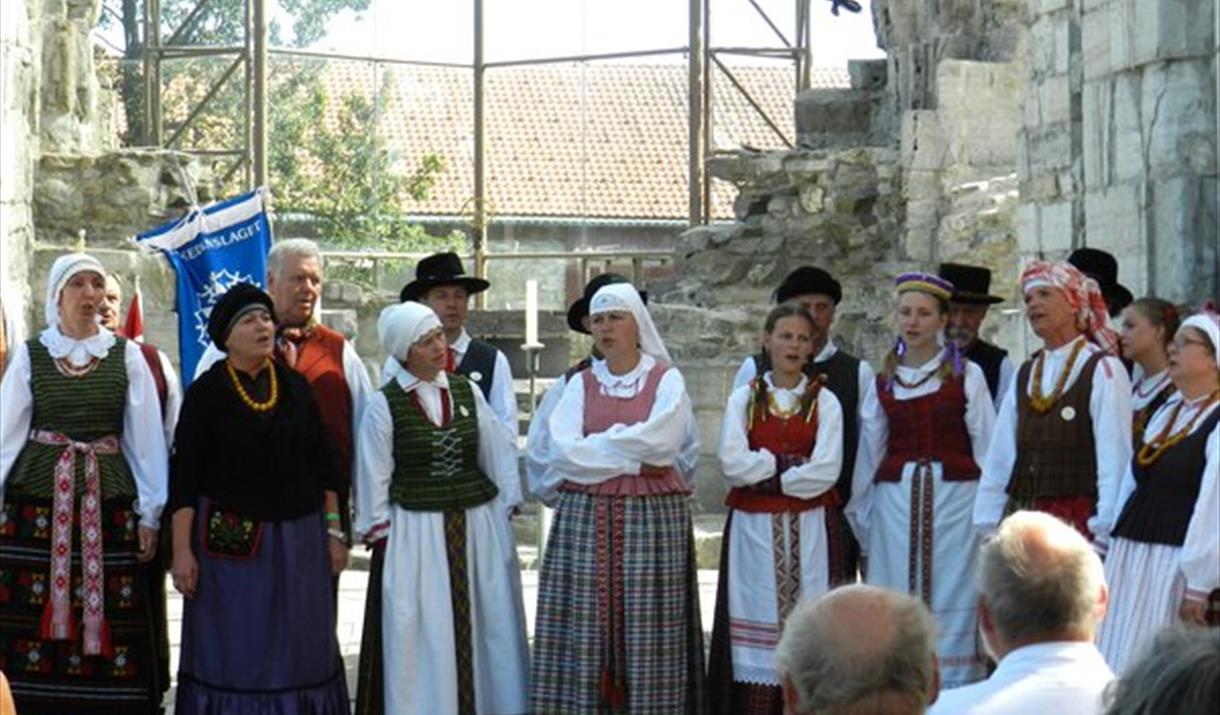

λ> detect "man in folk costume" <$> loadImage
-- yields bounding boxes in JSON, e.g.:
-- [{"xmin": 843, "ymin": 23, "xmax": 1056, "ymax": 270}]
[
  {"xmin": 975, "ymin": 260, "xmax": 1133, "ymax": 545},
  {"xmin": 708, "ymin": 301, "xmax": 845, "ymax": 713},
  {"xmin": 196, "ymin": 239, "xmax": 373, "ymax": 572},
  {"xmin": 733, "ymin": 265, "xmax": 878, "ymax": 585},
  {"xmin": 848, "ymin": 272, "xmax": 996, "ymax": 687},
  {"xmin": 938, "ymin": 262, "xmax": 1015, "ymax": 403},
  {"xmin": 98, "ymin": 273, "xmax": 182, "ymax": 710},
  {"xmin": 526, "ymin": 273, "xmax": 699, "ymax": 505},
  {"xmin": 355, "ymin": 301, "xmax": 529, "ymax": 715},
  {"xmin": 0, "ymin": 254, "xmax": 169, "ymax": 714},
  {"xmin": 388, "ymin": 251, "xmax": 518, "ymax": 437}
]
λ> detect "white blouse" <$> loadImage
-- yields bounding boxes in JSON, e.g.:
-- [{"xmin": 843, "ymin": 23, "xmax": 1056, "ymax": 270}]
[
  {"xmin": 975, "ymin": 338, "xmax": 1133, "ymax": 542},
  {"xmin": 0, "ymin": 327, "xmax": 169, "ymax": 529},
  {"xmin": 353, "ymin": 370, "xmax": 521, "ymax": 542},
  {"xmin": 1129, "ymin": 366, "xmax": 1173, "ymax": 412},
  {"xmin": 547, "ymin": 353, "xmax": 698, "ymax": 487},
  {"xmin": 846, "ymin": 351, "xmax": 995, "ymax": 548},
  {"xmin": 718, "ymin": 373, "xmax": 844, "ymax": 499},
  {"xmin": 1113, "ymin": 393, "xmax": 1219, "ymax": 600}
]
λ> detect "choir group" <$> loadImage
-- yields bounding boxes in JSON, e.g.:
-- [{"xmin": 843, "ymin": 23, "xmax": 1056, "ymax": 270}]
[{"xmin": 0, "ymin": 240, "xmax": 1215, "ymax": 714}]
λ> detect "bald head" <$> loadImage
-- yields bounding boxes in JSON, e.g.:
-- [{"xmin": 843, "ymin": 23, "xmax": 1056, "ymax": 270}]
[
  {"xmin": 776, "ymin": 585, "xmax": 939, "ymax": 715},
  {"xmin": 978, "ymin": 511, "xmax": 1107, "ymax": 652}
]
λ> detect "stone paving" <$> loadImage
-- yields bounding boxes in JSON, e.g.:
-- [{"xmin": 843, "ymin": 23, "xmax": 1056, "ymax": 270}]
[{"xmin": 161, "ymin": 557, "xmax": 722, "ymax": 712}]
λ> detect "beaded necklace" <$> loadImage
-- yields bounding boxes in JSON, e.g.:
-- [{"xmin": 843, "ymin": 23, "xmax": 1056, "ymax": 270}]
[
  {"xmin": 1133, "ymin": 370, "xmax": 1172, "ymax": 401},
  {"xmin": 226, "ymin": 358, "xmax": 278, "ymax": 412},
  {"xmin": 54, "ymin": 355, "xmax": 100, "ymax": 378},
  {"xmin": 1029, "ymin": 337, "xmax": 1087, "ymax": 414},
  {"xmin": 1135, "ymin": 390, "xmax": 1220, "ymax": 467}
]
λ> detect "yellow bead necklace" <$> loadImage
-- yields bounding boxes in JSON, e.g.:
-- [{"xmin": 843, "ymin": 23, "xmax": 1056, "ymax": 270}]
[
  {"xmin": 1135, "ymin": 390, "xmax": 1220, "ymax": 467},
  {"xmin": 1029, "ymin": 337, "xmax": 1087, "ymax": 414},
  {"xmin": 225, "ymin": 358, "xmax": 278, "ymax": 412}
]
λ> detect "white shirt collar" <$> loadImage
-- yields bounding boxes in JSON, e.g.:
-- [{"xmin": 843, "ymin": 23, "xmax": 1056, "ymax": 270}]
[
  {"xmin": 993, "ymin": 641, "xmax": 1107, "ymax": 678},
  {"xmin": 450, "ymin": 328, "xmax": 471, "ymax": 354},
  {"xmin": 39, "ymin": 325, "xmax": 116, "ymax": 364},
  {"xmin": 813, "ymin": 341, "xmax": 838, "ymax": 363},
  {"xmin": 591, "ymin": 353, "xmax": 656, "ymax": 390},
  {"xmin": 763, "ymin": 372, "xmax": 809, "ymax": 394},
  {"xmin": 896, "ymin": 347, "xmax": 947, "ymax": 375},
  {"xmin": 1045, "ymin": 335, "xmax": 1091, "ymax": 358},
  {"xmin": 392, "ymin": 365, "xmax": 450, "ymax": 393}
]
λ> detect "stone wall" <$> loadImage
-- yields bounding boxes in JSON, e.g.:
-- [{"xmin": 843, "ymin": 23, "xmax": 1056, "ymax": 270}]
[
  {"xmin": 1019, "ymin": 0, "xmax": 1219, "ymax": 303},
  {"xmin": 1, "ymin": 0, "xmax": 39, "ymax": 345}
]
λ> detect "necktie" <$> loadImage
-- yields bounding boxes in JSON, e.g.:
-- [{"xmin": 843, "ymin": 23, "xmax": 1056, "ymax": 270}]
[{"xmin": 446, "ymin": 347, "xmax": 457, "ymax": 373}]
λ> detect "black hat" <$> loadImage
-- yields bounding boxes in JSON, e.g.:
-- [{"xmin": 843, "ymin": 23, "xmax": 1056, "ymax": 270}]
[
  {"xmin": 566, "ymin": 273, "xmax": 648, "ymax": 334},
  {"xmin": 938, "ymin": 263, "xmax": 1003, "ymax": 305},
  {"xmin": 207, "ymin": 282, "xmax": 276, "ymax": 349},
  {"xmin": 1068, "ymin": 248, "xmax": 1133, "ymax": 317},
  {"xmin": 398, "ymin": 252, "xmax": 490, "ymax": 302},
  {"xmin": 775, "ymin": 266, "xmax": 841, "ymax": 305}
]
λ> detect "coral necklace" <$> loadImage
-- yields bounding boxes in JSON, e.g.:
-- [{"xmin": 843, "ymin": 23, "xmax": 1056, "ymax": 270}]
[
  {"xmin": 1136, "ymin": 390, "xmax": 1220, "ymax": 466},
  {"xmin": 226, "ymin": 358, "xmax": 278, "ymax": 412},
  {"xmin": 1029, "ymin": 337, "xmax": 1087, "ymax": 413}
]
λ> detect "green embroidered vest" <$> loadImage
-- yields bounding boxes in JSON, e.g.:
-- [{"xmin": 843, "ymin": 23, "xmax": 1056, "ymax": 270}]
[
  {"xmin": 8, "ymin": 337, "xmax": 138, "ymax": 498},
  {"xmin": 385, "ymin": 374, "xmax": 498, "ymax": 511}
]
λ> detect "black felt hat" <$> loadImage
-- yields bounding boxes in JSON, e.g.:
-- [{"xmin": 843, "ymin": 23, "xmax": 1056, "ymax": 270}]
[
  {"xmin": 774, "ymin": 266, "xmax": 841, "ymax": 305},
  {"xmin": 398, "ymin": 252, "xmax": 490, "ymax": 302},
  {"xmin": 566, "ymin": 273, "xmax": 648, "ymax": 334},
  {"xmin": 1068, "ymin": 248, "xmax": 1133, "ymax": 317},
  {"xmin": 938, "ymin": 262, "xmax": 1004, "ymax": 305},
  {"xmin": 207, "ymin": 282, "xmax": 276, "ymax": 349}
]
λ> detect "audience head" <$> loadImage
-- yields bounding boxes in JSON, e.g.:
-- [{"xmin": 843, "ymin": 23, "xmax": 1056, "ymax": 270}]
[
  {"xmin": 775, "ymin": 584, "xmax": 940, "ymax": 715},
  {"xmin": 976, "ymin": 511, "xmax": 1107, "ymax": 660},
  {"xmin": 98, "ymin": 273, "xmax": 123, "ymax": 331},
  {"xmin": 1102, "ymin": 625, "xmax": 1219, "ymax": 715},
  {"xmin": 266, "ymin": 238, "xmax": 323, "ymax": 327}
]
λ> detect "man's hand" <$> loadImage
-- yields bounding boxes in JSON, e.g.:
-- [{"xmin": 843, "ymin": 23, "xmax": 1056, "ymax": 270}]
[
  {"xmin": 137, "ymin": 525, "xmax": 158, "ymax": 563},
  {"xmin": 328, "ymin": 536, "xmax": 349, "ymax": 576},
  {"xmin": 1180, "ymin": 596, "xmax": 1209, "ymax": 626}
]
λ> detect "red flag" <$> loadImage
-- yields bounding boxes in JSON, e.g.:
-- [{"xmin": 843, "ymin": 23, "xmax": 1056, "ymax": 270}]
[{"xmin": 123, "ymin": 285, "xmax": 145, "ymax": 343}]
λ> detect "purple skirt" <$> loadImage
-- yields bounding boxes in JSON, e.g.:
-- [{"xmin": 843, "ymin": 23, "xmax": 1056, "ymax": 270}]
[{"xmin": 174, "ymin": 502, "xmax": 349, "ymax": 715}]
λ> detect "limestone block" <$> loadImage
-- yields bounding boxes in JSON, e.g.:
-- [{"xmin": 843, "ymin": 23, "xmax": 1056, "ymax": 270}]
[
  {"xmin": 1023, "ymin": 124, "xmax": 1074, "ymax": 176},
  {"xmin": 1017, "ymin": 201, "xmax": 1074, "ymax": 254},
  {"xmin": 936, "ymin": 60, "xmax": 1025, "ymax": 167},
  {"xmin": 1081, "ymin": 2, "xmax": 1114, "ymax": 81},
  {"xmin": 900, "ymin": 110, "xmax": 947, "ymax": 171},
  {"xmin": 1110, "ymin": 72, "xmax": 1146, "ymax": 182},
  {"xmin": 1084, "ymin": 183, "xmax": 1144, "ymax": 256},
  {"xmin": 1030, "ymin": 14, "xmax": 1072, "ymax": 76},
  {"xmin": 1141, "ymin": 59, "xmax": 1218, "ymax": 179},
  {"xmin": 849, "ymin": 59, "xmax": 888, "ymax": 90},
  {"xmin": 1128, "ymin": 0, "xmax": 1215, "ymax": 68},
  {"xmin": 320, "ymin": 309, "xmax": 358, "ymax": 340},
  {"xmin": 1148, "ymin": 176, "xmax": 1219, "ymax": 303}
]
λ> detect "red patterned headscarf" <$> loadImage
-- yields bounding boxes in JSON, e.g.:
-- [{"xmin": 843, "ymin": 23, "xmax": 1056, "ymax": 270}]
[{"xmin": 1021, "ymin": 259, "xmax": 1120, "ymax": 355}]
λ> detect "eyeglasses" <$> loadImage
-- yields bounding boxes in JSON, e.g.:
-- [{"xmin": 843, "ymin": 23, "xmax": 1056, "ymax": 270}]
[{"xmin": 1172, "ymin": 336, "xmax": 1212, "ymax": 351}]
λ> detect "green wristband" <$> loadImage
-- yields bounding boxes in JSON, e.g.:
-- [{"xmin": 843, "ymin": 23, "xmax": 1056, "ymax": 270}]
[{"xmin": 325, "ymin": 512, "xmax": 341, "ymax": 522}]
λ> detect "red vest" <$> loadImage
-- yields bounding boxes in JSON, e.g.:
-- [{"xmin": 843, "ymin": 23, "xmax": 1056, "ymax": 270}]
[
  {"xmin": 875, "ymin": 374, "xmax": 980, "ymax": 482},
  {"xmin": 137, "ymin": 342, "xmax": 168, "ymax": 415},
  {"xmin": 287, "ymin": 325, "xmax": 353, "ymax": 487},
  {"xmin": 725, "ymin": 383, "xmax": 841, "ymax": 513}
]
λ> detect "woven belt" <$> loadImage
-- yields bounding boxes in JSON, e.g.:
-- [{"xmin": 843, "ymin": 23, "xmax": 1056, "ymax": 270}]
[{"xmin": 29, "ymin": 429, "xmax": 121, "ymax": 657}]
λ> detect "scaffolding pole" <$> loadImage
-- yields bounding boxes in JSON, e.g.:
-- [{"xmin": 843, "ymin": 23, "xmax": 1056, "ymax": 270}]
[
  {"xmin": 688, "ymin": 0, "xmax": 705, "ymax": 227},
  {"xmin": 472, "ymin": 0, "xmax": 488, "ymax": 308}
]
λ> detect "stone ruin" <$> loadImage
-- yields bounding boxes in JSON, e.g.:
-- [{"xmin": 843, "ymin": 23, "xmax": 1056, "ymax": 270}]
[{"xmin": 2, "ymin": 1, "xmax": 1217, "ymax": 560}]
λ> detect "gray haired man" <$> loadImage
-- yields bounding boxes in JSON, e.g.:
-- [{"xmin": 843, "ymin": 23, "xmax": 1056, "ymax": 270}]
[
  {"xmin": 930, "ymin": 510, "xmax": 1114, "ymax": 714},
  {"xmin": 776, "ymin": 584, "xmax": 940, "ymax": 715}
]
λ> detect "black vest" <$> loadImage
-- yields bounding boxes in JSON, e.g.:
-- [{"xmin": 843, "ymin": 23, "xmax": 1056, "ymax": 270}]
[
  {"xmin": 967, "ymin": 339, "xmax": 1008, "ymax": 402},
  {"xmin": 753, "ymin": 347, "xmax": 861, "ymax": 502},
  {"xmin": 1113, "ymin": 408, "xmax": 1220, "ymax": 546},
  {"xmin": 457, "ymin": 338, "xmax": 498, "ymax": 399}
]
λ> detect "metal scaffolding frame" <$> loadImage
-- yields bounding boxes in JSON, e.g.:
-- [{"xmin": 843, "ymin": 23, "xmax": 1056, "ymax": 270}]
[{"xmin": 139, "ymin": 0, "xmax": 816, "ymax": 285}]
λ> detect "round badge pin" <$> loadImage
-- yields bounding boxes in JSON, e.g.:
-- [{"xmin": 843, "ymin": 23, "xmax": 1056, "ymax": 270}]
[
  {"xmin": 470, "ymin": 371, "xmax": 483, "ymax": 382},
  {"xmin": 1060, "ymin": 406, "xmax": 1076, "ymax": 421},
  {"xmin": 459, "ymin": 405, "xmax": 470, "ymax": 418}
]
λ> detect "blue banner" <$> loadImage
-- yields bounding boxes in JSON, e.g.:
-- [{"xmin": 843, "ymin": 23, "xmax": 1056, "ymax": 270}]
[{"xmin": 136, "ymin": 188, "xmax": 272, "ymax": 385}]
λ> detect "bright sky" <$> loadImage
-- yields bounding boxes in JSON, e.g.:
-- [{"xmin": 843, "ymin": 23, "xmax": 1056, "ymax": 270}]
[{"xmin": 308, "ymin": 0, "xmax": 883, "ymax": 67}]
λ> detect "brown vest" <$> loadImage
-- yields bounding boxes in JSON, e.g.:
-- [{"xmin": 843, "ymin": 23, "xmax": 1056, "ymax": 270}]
[
  {"xmin": 288, "ymin": 325, "xmax": 353, "ymax": 487},
  {"xmin": 1008, "ymin": 351, "xmax": 1105, "ymax": 501}
]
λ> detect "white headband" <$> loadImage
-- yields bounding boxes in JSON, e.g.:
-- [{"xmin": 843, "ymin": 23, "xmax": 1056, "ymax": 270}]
[
  {"xmin": 1179, "ymin": 314, "xmax": 1220, "ymax": 369},
  {"xmin": 378, "ymin": 301, "xmax": 443, "ymax": 363},
  {"xmin": 589, "ymin": 282, "xmax": 672, "ymax": 364},
  {"xmin": 45, "ymin": 253, "xmax": 106, "ymax": 329}
]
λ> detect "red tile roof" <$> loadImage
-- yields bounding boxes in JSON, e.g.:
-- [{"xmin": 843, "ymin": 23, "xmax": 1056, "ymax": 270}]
[{"xmin": 316, "ymin": 62, "xmax": 849, "ymax": 220}]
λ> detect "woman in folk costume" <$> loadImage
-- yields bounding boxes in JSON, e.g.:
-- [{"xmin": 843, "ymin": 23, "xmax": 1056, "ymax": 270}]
[
  {"xmin": 975, "ymin": 260, "xmax": 1132, "ymax": 544},
  {"xmin": 169, "ymin": 284, "xmax": 348, "ymax": 713},
  {"xmin": 1120, "ymin": 297, "xmax": 1179, "ymax": 442},
  {"xmin": 1098, "ymin": 309, "xmax": 1220, "ymax": 672},
  {"xmin": 846, "ymin": 272, "xmax": 995, "ymax": 687},
  {"xmin": 0, "ymin": 254, "xmax": 168, "ymax": 714},
  {"xmin": 355, "ymin": 301, "xmax": 528, "ymax": 715},
  {"xmin": 531, "ymin": 282, "xmax": 704, "ymax": 714},
  {"xmin": 706, "ymin": 301, "xmax": 844, "ymax": 713}
]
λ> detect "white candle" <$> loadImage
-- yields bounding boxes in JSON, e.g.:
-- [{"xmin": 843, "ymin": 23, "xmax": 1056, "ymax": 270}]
[{"xmin": 525, "ymin": 279, "xmax": 539, "ymax": 346}]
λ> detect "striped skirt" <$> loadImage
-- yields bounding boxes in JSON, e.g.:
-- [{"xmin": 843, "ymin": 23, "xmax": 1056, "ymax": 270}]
[
  {"xmin": 530, "ymin": 490, "xmax": 705, "ymax": 714},
  {"xmin": 1098, "ymin": 538, "xmax": 1186, "ymax": 674},
  {"xmin": 0, "ymin": 493, "xmax": 163, "ymax": 714}
]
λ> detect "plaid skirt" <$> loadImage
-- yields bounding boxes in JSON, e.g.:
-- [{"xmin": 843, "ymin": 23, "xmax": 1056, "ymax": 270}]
[
  {"xmin": 0, "ymin": 493, "xmax": 163, "ymax": 715},
  {"xmin": 530, "ymin": 490, "xmax": 705, "ymax": 714}
]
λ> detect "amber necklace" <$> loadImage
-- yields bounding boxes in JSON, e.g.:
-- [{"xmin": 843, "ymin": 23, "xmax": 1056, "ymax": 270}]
[
  {"xmin": 226, "ymin": 358, "xmax": 278, "ymax": 412},
  {"xmin": 1029, "ymin": 337, "xmax": 1087, "ymax": 413},
  {"xmin": 1136, "ymin": 390, "xmax": 1220, "ymax": 466},
  {"xmin": 54, "ymin": 355, "xmax": 100, "ymax": 378}
]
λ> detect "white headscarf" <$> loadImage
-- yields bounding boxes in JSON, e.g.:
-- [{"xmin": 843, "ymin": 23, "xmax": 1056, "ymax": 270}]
[
  {"xmin": 378, "ymin": 301, "xmax": 443, "ymax": 364},
  {"xmin": 589, "ymin": 282, "xmax": 672, "ymax": 365},
  {"xmin": 44, "ymin": 253, "xmax": 106, "ymax": 328},
  {"xmin": 1180, "ymin": 312, "xmax": 1220, "ymax": 370}
]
